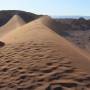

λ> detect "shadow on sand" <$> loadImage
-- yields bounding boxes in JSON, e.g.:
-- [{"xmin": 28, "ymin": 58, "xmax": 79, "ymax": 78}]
[{"xmin": 0, "ymin": 41, "xmax": 5, "ymax": 47}]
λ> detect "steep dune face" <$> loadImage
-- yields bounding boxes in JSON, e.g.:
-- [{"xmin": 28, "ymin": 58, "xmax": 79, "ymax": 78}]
[
  {"xmin": 0, "ymin": 16, "xmax": 90, "ymax": 90},
  {"xmin": 0, "ymin": 16, "xmax": 60, "ymax": 44},
  {"xmin": 40, "ymin": 16, "xmax": 90, "ymax": 53},
  {"xmin": 0, "ymin": 15, "xmax": 25, "ymax": 37},
  {"xmin": 38, "ymin": 16, "xmax": 71, "ymax": 37}
]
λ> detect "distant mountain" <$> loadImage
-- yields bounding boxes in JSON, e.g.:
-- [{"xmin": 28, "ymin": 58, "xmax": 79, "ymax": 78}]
[
  {"xmin": 52, "ymin": 16, "xmax": 90, "ymax": 20},
  {"xmin": 0, "ymin": 10, "xmax": 41, "ymax": 26}
]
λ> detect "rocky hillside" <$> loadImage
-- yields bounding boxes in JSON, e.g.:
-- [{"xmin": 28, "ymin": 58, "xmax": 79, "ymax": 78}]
[{"xmin": 55, "ymin": 18, "xmax": 90, "ymax": 31}]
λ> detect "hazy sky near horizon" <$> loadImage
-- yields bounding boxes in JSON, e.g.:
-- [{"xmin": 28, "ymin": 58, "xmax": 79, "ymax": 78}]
[{"xmin": 0, "ymin": 0, "xmax": 90, "ymax": 16}]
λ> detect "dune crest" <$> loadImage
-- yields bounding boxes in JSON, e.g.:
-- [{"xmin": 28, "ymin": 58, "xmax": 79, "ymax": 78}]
[{"xmin": 0, "ymin": 15, "xmax": 25, "ymax": 37}]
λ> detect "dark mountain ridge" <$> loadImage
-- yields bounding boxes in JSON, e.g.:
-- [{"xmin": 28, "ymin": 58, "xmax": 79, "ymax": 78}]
[{"xmin": 0, "ymin": 10, "xmax": 41, "ymax": 26}]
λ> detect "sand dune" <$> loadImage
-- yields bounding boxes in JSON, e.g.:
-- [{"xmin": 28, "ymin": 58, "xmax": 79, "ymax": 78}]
[
  {"xmin": 0, "ymin": 15, "xmax": 25, "ymax": 37},
  {"xmin": 0, "ymin": 16, "xmax": 90, "ymax": 90}
]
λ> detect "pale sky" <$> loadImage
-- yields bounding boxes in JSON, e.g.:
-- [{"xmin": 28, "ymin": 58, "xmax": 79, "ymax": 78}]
[{"xmin": 0, "ymin": 0, "xmax": 90, "ymax": 16}]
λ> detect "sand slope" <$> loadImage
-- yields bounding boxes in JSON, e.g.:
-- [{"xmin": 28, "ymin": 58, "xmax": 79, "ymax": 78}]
[
  {"xmin": 0, "ymin": 15, "xmax": 25, "ymax": 37},
  {"xmin": 40, "ymin": 16, "xmax": 90, "ymax": 53},
  {"xmin": 0, "ymin": 16, "xmax": 90, "ymax": 90}
]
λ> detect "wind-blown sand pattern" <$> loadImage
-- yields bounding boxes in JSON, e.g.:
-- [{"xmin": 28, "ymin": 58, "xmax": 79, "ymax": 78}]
[{"xmin": 0, "ymin": 16, "xmax": 90, "ymax": 90}]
